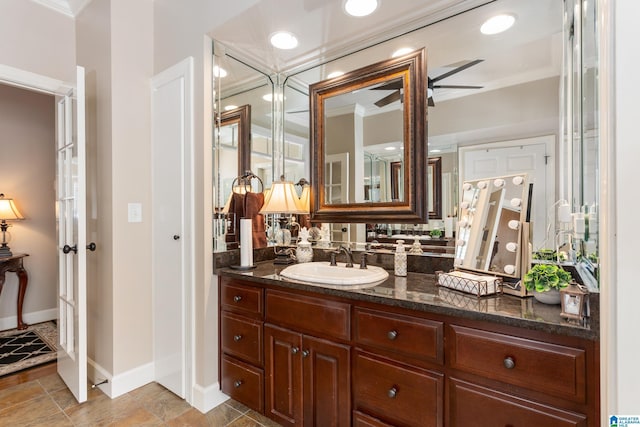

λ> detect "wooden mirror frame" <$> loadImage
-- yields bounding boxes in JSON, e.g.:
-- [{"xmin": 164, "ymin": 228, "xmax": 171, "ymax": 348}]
[
  {"xmin": 216, "ymin": 104, "xmax": 252, "ymax": 176},
  {"xmin": 309, "ymin": 48, "xmax": 427, "ymax": 223},
  {"xmin": 428, "ymin": 157, "xmax": 442, "ymax": 219}
]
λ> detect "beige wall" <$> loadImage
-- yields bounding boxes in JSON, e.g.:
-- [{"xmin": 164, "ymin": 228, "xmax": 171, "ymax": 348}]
[
  {"xmin": 0, "ymin": 0, "xmax": 75, "ymax": 82},
  {"xmin": 0, "ymin": 84, "xmax": 57, "ymax": 329}
]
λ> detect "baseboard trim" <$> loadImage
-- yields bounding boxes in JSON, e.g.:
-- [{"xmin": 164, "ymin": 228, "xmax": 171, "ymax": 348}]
[
  {"xmin": 88, "ymin": 359, "xmax": 154, "ymax": 399},
  {"xmin": 0, "ymin": 308, "xmax": 56, "ymax": 331},
  {"xmin": 191, "ymin": 382, "xmax": 229, "ymax": 414}
]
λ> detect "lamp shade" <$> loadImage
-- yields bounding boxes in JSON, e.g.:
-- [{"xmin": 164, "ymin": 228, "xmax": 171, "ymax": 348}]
[
  {"xmin": 259, "ymin": 178, "xmax": 306, "ymax": 214},
  {"xmin": 298, "ymin": 184, "xmax": 311, "ymax": 213},
  {"xmin": 0, "ymin": 194, "xmax": 24, "ymax": 221}
]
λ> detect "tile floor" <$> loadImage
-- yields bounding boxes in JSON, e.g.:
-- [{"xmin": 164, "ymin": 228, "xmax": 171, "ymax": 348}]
[{"xmin": 0, "ymin": 363, "xmax": 282, "ymax": 426}]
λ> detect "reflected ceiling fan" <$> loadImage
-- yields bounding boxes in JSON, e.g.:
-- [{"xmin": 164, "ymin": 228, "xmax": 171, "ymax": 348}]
[{"xmin": 428, "ymin": 59, "xmax": 484, "ymax": 106}]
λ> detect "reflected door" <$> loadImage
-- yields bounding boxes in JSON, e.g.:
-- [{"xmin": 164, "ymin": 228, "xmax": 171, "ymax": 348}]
[
  {"xmin": 325, "ymin": 153, "xmax": 350, "ymax": 241},
  {"xmin": 461, "ymin": 136, "xmax": 553, "ymax": 249}
]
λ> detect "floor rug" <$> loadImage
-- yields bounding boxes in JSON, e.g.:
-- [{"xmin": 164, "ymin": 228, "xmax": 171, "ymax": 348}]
[{"xmin": 0, "ymin": 322, "xmax": 57, "ymax": 377}]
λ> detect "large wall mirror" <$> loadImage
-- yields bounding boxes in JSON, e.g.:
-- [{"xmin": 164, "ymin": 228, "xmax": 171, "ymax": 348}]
[
  {"xmin": 212, "ymin": 0, "xmax": 600, "ymax": 287},
  {"xmin": 309, "ymin": 48, "xmax": 427, "ymax": 223}
]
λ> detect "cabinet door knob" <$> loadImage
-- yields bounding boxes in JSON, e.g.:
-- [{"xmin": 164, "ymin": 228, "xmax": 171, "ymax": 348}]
[
  {"xmin": 387, "ymin": 386, "xmax": 398, "ymax": 398},
  {"xmin": 63, "ymin": 244, "xmax": 78, "ymax": 254},
  {"xmin": 233, "ymin": 334, "xmax": 242, "ymax": 342},
  {"xmin": 503, "ymin": 356, "xmax": 515, "ymax": 369},
  {"xmin": 387, "ymin": 330, "xmax": 398, "ymax": 340},
  {"xmin": 302, "ymin": 350, "xmax": 310, "ymax": 358},
  {"xmin": 291, "ymin": 347, "xmax": 299, "ymax": 355},
  {"xmin": 234, "ymin": 380, "xmax": 243, "ymax": 388},
  {"xmin": 233, "ymin": 295, "xmax": 242, "ymax": 303}
]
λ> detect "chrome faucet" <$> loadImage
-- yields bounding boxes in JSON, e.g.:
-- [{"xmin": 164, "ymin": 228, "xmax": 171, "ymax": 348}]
[{"xmin": 330, "ymin": 245, "xmax": 354, "ymax": 267}]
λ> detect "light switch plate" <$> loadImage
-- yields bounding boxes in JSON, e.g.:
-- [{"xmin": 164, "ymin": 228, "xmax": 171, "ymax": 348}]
[{"xmin": 128, "ymin": 203, "xmax": 142, "ymax": 223}]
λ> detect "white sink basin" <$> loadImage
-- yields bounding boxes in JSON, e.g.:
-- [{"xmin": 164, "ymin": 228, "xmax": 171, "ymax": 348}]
[{"xmin": 280, "ymin": 262, "xmax": 389, "ymax": 288}]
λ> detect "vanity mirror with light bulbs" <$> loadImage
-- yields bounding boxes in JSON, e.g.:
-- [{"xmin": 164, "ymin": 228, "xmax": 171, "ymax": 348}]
[{"xmin": 454, "ymin": 174, "xmax": 530, "ymax": 280}]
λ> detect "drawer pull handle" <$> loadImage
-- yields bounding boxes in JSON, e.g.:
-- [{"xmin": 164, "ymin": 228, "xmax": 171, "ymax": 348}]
[
  {"xmin": 234, "ymin": 380, "xmax": 243, "ymax": 388},
  {"xmin": 292, "ymin": 347, "xmax": 299, "ymax": 355},
  {"xmin": 233, "ymin": 334, "xmax": 242, "ymax": 342},
  {"xmin": 387, "ymin": 386, "xmax": 398, "ymax": 398},
  {"xmin": 387, "ymin": 330, "xmax": 398, "ymax": 340},
  {"xmin": 503, "ymin": 356, "xmax": 515, "ymax": 369},
  {"xmin": 233, "ymin": 295, "xmax": 242, "ymax": 303},
  {"xmin": 302, "ymin": 350, "xmax": 310, "ymax": 358}
]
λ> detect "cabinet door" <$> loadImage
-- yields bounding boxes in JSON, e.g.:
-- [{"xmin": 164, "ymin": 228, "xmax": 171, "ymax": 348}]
[
  {"xmin": 265, "ymin": 324, "xmax": 303, "ymax": 427},
  {"xmin": 448, "ymin": 378, "xmax": 587, "ymax": 427},
  {"xmin": 302, "ymin": 335, "xmax": 350, "ymax": 427}
]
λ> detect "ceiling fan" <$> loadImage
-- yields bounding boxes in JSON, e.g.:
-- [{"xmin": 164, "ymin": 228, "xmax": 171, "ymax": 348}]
[{"xmin": 428, "ymin": 59, "xmax": 484, "ymax": 106}]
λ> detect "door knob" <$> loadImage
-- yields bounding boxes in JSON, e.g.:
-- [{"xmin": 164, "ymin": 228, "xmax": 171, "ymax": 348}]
[
  {"xmin": 86, "ymin": 242, "xmax": 97, "ymax": 251},
  {"xmin": 173, "ymin": 235, "xmax": 180, "ymax": 240},
  {"xmin": 62, "ymin": 244, "xmax": 77, "ymax": 254}
]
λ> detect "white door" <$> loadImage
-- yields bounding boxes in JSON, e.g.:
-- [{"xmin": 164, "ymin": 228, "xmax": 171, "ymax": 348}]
[
  {"xmin": 56, "ymin": 66, "xmax": 88, "ymax": 403},
  {"xmin": 325, "ymin": 153, "xmax": 350, "ymax": 242},
  {"xmin": 460, "ymin": 135, "xmax": 555, "ymax": 250},
  {"xmin": 151, "ymin": 58, "xmax": 193, "ymax": 399}
]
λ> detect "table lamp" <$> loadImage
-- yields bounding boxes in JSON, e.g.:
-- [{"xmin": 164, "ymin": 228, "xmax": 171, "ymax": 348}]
[
  {"xmin": 0, "ymin": 193, "xmax": 24, "ymax": 258},
  {"xmin": 260, "ymin": 176, "xmax": 306, "ymax": 264}
]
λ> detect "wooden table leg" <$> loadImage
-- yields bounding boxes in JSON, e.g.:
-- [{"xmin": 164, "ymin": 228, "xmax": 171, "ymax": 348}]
[{"xmin": 16, "ymin": 267, "xmax": 28, "ymax": 330}]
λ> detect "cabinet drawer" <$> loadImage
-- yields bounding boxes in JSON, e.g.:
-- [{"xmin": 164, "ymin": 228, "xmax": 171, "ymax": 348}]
[
  {"xmin": 266, "ymin": 290, "xmax": 350, "ymax": 340},
  {"xmin": 353, "ymin": 352, "xmax": 443, "ymax": 427},
  {"xmin": 221, "ymin": 311, "xmax": 263, "ymax": 366},
  {"xmin": 221, "ymin": 279, "xmax": 263, "ymax": 317},
  {"xmin": 221, "ymin": 355, "xmax": 264, "ymax": 414},
  {"xmin": 449, "ymin": 378, "xmax": 587, "ymax": 427},
  {"xmin": 353, "ymin": 411, "xmax": 395, "ymax": 427},
  {"xmin": 448, "ymin": 325, "xmax": 586, "ymax": 403},
  {"xmin": 354, "ymin": 308, "xmax": 443, "ymax": 364}
]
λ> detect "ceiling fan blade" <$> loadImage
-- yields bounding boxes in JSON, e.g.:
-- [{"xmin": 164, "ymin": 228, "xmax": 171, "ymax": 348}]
[
  {"xmin": 286, "ymin": 109, "xmax": 309, "ymax": 114},
  {"xmin": 374, "ymin": 90, "xmax": 402, "ymax": 107},
  {"xmin": 433, "ymin": 84, "xmax": 483, "ymax": 89},
  {"xmin": 371, "ymin": 79, "xmax": 404, "ymax": 91},
  {"xmin": 431, "ymin": 59, "xmax": 484, "ymax": 83}
]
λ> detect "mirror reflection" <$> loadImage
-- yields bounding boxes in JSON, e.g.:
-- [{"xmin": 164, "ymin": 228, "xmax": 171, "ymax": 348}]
[{"xmin": 212, "ymin": 0, "xmax": 599, "ymax": 288}]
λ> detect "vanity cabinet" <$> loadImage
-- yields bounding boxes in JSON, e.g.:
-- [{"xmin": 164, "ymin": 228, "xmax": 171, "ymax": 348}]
[
  {"xmin": 219, "ymin": 279, "xmax": 265, "ymax": 413},
  {"xmin": 445, "ymin": 323, "xmax": 595, "ymax": 426},
  {"xmin": 218, "ymin": 274, "xmax": 599, "ymax": 427}
]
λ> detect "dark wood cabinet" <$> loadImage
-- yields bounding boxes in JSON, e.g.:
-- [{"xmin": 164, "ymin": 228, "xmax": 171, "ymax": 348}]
[
  {"xmin": 218, "ymin": 275, "xmax": 599, "ymax": 427},
  {"xmin": 264, "ymin": 324, "xmax": 350, "ymax": 427},
  {"xmin": 448, "ymin": 377, "xmax": 587, "ymax": 427}
]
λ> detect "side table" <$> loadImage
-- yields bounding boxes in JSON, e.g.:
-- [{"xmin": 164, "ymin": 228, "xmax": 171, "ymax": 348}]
[{"xmin": 0, "ymin": 253, "xmax": 29, "ymax": 330}]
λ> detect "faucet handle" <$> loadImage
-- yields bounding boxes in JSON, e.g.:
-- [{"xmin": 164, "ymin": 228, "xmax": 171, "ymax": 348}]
[
  {"xmin": 359, "ymin": 251, "xmax": 375, "ymax": 269},
  {"xmin": 328, "ymin": 250, "xmax": 339, "ymax": 266}
]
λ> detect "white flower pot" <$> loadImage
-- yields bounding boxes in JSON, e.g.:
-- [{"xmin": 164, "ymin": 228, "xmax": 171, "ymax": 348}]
[{"xmin": 533, "ymin": 288, "xmax": 562, "ymax": 305}]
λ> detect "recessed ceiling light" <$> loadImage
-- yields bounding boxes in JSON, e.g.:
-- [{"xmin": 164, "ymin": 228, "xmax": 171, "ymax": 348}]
[
  {"xmin": 430, "ymin": 149, "xmax": 442, "ymax": 153},
  {"xmin": 327, "ymin": 71, "xmax": 345, "ymax": 79},
  {"xmin": 392, "ymin": 47, "xmax": 413, "ymax": 58},
  {"xmin": 344, "ymin": 0, "xmax": 379, "ymax": 17},
  {"xmin": 384, "ymin": 146, "xmax": 396, "ymax": 151},
  {"xmin": 270, "ymin": 31, "xmax": 298, "ymax": 50},
  {"xmin": 480, "ymin": 14, "xmax": 516, "ymax": 35},
  {"xmin": 224, "ymin": 105, "xmax": 238, "ymax": 111},
  {"xmin": 213, "ymin": 65, "xmax": 227, "ymax": 78}
]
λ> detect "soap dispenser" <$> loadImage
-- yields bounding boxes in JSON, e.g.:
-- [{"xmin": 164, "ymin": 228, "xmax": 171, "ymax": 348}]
[
  {"xmin": 296, "ymin": 227, "xmax": 313, "ymax": 263},
  {"xmin": 394, "ymin": 240, "xmax": 407, "ymax": 277}
]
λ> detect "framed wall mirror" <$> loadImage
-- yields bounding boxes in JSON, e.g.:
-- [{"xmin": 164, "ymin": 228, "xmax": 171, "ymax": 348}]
[{"xmin": 309, "ymin": 48, "xmax": 427, "ymax": 223}]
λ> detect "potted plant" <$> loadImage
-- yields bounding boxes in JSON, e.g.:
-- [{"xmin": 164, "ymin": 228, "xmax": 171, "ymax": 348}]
[{"xmin": 523, "ymin": 263, "xmax": 572, "ymax": 304}]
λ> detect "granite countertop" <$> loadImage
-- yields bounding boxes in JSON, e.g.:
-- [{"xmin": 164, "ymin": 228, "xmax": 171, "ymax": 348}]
[{"xmin": 217, "ymin": 261, "xmax": 599, "ymax": 341}]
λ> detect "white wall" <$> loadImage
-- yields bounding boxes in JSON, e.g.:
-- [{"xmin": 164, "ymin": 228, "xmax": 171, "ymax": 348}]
[
  {"xmin": 611, "ymin": 0, "xmax": 640, "ymax": 414},
  {"xmin": 0, "ymin": 0, "xmax": 75, "ymax": 83},
  {"xmin": 0, "ymin": 84, "xmax": 57, "ymax": 329}
]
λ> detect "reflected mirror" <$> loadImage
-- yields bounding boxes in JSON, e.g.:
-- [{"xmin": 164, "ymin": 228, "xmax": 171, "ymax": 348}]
[{"xmin": 310, "ymin": 48, "xmax": 427, "ymax": 223}]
